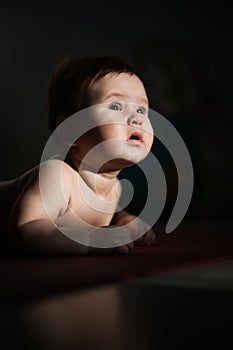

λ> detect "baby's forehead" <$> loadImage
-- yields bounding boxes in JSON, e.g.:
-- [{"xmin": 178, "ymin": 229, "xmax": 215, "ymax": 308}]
[
  {"xmin": 94, "ymin": 71, "xmax": 142, "ymax": 85},
  {"xmin": 90, "ymin": 72, "xmax": 148, "ymax": 105}
]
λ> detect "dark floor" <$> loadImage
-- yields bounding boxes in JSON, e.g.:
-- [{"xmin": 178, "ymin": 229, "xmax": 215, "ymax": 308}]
[{"xmin": 0, "ymin": 227, "xmax": 233, "ymax": 349}]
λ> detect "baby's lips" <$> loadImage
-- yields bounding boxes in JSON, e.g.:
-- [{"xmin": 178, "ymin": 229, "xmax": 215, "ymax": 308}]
[{"xmin": 127, "ymin": 130, "xmax": 143, "ymax": 142}]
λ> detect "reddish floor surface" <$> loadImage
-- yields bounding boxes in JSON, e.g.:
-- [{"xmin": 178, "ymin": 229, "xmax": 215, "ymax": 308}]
[{"xmin": 0, "ymin": 228, "xmax": 233, "ymax": 300}]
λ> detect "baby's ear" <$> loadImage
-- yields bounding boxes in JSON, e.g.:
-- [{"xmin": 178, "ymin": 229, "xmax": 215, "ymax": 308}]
[{"xmin": 55, "ymin": 115, "xmax": 78, "ymax": 147}]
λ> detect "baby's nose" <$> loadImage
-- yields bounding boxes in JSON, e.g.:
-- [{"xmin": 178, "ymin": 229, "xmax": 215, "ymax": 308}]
[{"xmin": 127, "ymin": 114, "xmax": 142, "ymax": 126}]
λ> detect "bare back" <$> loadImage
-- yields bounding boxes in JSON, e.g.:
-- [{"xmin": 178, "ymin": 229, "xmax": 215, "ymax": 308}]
[{"xmin": 0, "ymin": 166, "xmax": 40, "ymax": 235}]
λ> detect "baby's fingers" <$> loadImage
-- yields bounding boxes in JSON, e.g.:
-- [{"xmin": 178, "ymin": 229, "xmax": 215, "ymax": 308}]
[
  {"xmin": 134, "ymin": 229, "xmax": 158, "ymax": 246},
  {"xmin": 143, "ymin": 230, "xmax": 156, "ymax": 246},
  {"xmin": 116, "ymin": 241, "xmax": 134, "ymax": 254}
]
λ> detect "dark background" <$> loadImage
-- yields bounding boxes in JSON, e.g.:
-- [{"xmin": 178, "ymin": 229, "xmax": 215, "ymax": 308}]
[{"xmin": 1, "ymin": 1, "xmax": 232, "ymax": 231}]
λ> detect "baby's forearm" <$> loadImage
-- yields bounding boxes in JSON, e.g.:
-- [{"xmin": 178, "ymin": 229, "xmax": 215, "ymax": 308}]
[
  {"xmin": 8, "ymin": 219, "xmax": 134, "ymax": 256},
  {"xmin": 111, "ymin": 209, "xmax": 130, "ymax": 225},
  {"xmin": 8, "ymin": 219, "xmax": 89, "ymax": 256}
]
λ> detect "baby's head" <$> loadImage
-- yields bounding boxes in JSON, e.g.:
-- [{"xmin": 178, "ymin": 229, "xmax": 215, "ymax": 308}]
[
  {"xmin": 48, "ymin": 55, "xmax": 138, "ymax": 131},
  {"xmin": 48, "ymin": 55, "xmax": 154, "ymax": 170}
]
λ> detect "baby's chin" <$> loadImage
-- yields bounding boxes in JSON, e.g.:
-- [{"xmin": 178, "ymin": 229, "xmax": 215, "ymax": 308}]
[
  {"xmin": 99, "ymin": 152, "xmax": 150, "ymax": 172},
  {"xmin": 79, "ymin": 140, "xmax": 151, "ymax": 172},
  {"xmin": 114, "ymin": 145, "xmax": 150, "ymax": 165}
]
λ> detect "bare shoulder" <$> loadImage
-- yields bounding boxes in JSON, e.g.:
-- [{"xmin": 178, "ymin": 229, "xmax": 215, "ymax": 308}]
[
  {"xmin": 39, "ymin": 159, "xmax": 77, "ymax": 201},
  {"xmin": 39, "ymin": 159, "xmax": 74, "ymax": 177},
  {"xmin": 0, "ymin": 166, "xmax": 40, "ymax": 232},
  {"xmin": 0, "ymin": 159, "xmax": 75, "ymax": 200}
]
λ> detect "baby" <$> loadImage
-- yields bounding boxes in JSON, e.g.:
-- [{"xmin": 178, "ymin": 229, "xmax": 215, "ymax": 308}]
[{"xmin": 0, "ymin": 55, "xmax": 156, "ymax": 256}]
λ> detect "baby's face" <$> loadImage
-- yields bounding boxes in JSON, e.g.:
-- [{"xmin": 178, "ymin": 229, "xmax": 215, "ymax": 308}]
[{"xmin": 75, "ymin": 73, "xmax": 154, "ymax": 171}]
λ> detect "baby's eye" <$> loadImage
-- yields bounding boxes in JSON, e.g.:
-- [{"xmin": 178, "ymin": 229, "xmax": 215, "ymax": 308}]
[
  {"xmin": 108, "ymin": 103, "xmax": 123, "ymax": 111},
  {"xmin": 137, "ymin": 106, "xmax": 146, "ymax": 115}
]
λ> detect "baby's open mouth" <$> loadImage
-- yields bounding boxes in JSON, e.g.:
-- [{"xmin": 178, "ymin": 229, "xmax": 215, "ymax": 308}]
[{"xmin": 127, "ymin": 131, "xmax": 143, "ymax": 144}]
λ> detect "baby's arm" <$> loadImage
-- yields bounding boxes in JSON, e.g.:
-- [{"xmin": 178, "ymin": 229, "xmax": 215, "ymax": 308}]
[
  {"xmin": 112, "ymin": 210, "xmax": 156, "ymax": 246},
  {"xmin": 7, "ymin": 161, "xmax": 88, "ymax": 255},
  {"xmin": 8, "ymin": 160, "xmax": 132, "ymax": 256}
]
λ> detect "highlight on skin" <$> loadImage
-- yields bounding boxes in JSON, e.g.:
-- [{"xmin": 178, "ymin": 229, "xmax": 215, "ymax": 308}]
[{"xmin": 39, "ymin": 102, "xmax": 193, "ymax": 248}]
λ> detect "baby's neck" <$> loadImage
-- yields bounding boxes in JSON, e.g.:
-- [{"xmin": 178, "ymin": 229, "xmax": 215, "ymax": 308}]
[
  {"xmin": 65, "ymin": 154, "xmax": 120, "ymax": 200},
  {"xmin": 82, "ymin": 168, "xmax": 120, "ymax": 200}
]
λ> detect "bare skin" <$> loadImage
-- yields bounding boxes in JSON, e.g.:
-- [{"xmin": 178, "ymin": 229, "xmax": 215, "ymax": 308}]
[{"xmin": 0, "ymin": 73, "xmax": 156, "ymax": 256}]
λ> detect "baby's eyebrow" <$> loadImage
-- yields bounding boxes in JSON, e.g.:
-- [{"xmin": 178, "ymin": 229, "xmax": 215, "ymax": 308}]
[{"xmin": 104, "ymin": 92, "xmax": 149, "ymax": 106}]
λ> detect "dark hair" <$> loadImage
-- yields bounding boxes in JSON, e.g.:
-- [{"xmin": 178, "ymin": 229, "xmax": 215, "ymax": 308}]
[{"xmin": 48, "ymin": 55, "xmax": 136, "ymax": 132}]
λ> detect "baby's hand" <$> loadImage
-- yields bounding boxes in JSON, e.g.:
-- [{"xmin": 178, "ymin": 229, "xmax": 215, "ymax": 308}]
[
  {"xmin": 115, "ymin": 214, "xmax": 156, "ymax": 246},
  {"xmin": 88, "ymin": 226, "xmax": 134, "ymax": 255}
]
